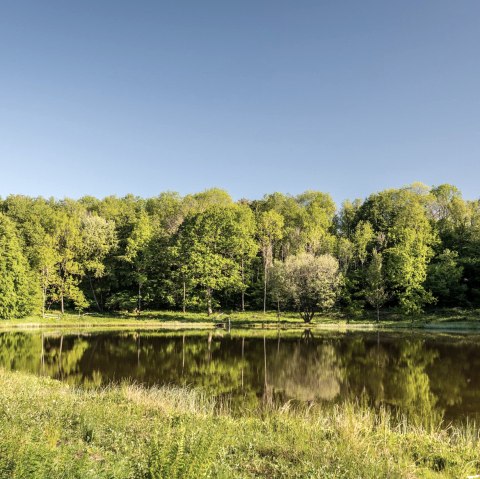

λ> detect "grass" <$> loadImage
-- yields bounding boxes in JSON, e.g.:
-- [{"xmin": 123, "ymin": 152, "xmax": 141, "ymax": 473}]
[
  {"xmin": 1, "ymin": 307, "xmax": 480, "ymax": 331},
  {"xmin": 1, "ymin": 369, "xmax": 480, "ymax": 478}
]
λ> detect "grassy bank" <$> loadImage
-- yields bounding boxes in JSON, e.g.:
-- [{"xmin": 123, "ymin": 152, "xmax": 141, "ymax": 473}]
[
  {"xmin": 1, "ymin": 308, "xmax": 480, "ymax": 331},
  {"xmin": 0, "ymin": 369, "xmax": 479, "ymax": 478}
]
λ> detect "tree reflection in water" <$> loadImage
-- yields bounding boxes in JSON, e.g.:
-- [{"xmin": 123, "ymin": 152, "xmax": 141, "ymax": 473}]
[{"xmin": 1, "ymin": 330, "xmax": 480, "ymax": 423}]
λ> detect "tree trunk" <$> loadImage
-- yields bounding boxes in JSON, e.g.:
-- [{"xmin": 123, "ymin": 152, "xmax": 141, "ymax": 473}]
[
  {"xmin": 206, "ymin": 288, "xmax": 213, "ymax": 316},
  {"xmin": 301, "ymin": 310, "xmax": 314, "ymax": 323},
  {"xmin": 376, "ymin": 305, "xmax": 380, "ymax": 322},
  {"xmin": 182, "ymin": 281, "xmax": 186, "ymax": 314},
  {"xmin": 241, "ymin": 258, "xmax": 245, "ymax": 312},
  {"xmin": 263, "ymin": 260, "xmax": 267, "ymax": 314},
  {"xmin": 42, "ymin": 277, "xmax": 46, "ymax": 319},
  {"xmin": 88, "ymin": 275, "xmax": 102, "ymax": 312},
  {"xmin": 138, "ymin": 283, "xmax": 142, "ymax": 313}
]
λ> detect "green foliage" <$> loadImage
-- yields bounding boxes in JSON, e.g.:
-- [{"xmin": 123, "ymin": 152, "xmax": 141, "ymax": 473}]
[
  {"xmin": 364, "ymin": 249, "xmax": 388, "ymax": 320},
  {"xmin": 0, "ymin": 214, "xmax": 39, "ymax": 319},
  {"xmin": 275, "ymin": 252, "xmax": 342, "ymax": 322},
  {"xmin": 174, "ymin": 205, "xmax": 256, "ymax": 314},
  {"xmin": 425, "ymin": 249, "xmax": 466, "ymax": 306},
  {"xmin": 1, "ymin": 183, "xmax": 480, "ymax": 319}
]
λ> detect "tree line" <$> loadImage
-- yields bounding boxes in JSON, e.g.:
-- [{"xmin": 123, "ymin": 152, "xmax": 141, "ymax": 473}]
[{"xmin": 0, "ymin": 183, "xmax": 478, "ymax": 320}]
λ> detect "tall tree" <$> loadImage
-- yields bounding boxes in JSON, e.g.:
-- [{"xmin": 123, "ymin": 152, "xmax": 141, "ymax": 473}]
[
  {"xmin": 364, "ymin": 249, "xmax": 388, "ymax": 322},
  {"xmin": 232, "ymin": 204, "xmax": 258, "ymax": 312},
  {"xmin": 257, "ymin": 210, "xmax": 284, "ymax": 313},
  {"xmin": 357, "ymin": 187, "xmax": 437, "ymax": 314},
  {"xmin": 175, "ymin": 205, "xmax": 251, "ymax": 315},
  {"xmin": 0, "ymin": 214, "xmax": 39, "ymax": 319},
  {"xmin": 79, "ymin": 214, "xmax": 117, "ymax": 311},
  {"xmin": 52, "ymin": 205, "xmax": 88, "ymax": 314},
  {"xmin": 124, "ymin": 211, "xmax": 152, "ymax": 312}
]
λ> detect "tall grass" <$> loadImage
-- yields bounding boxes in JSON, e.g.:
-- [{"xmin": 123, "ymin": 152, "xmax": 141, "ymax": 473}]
[{"xmin": 0, "ymin": 368, "xmax": 479, "ymax": 478}]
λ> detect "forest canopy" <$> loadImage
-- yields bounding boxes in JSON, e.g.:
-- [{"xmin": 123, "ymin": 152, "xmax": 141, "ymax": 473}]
[{"xmin": 0, "ymin": 184, "xmax": 479, "ymax": 319}]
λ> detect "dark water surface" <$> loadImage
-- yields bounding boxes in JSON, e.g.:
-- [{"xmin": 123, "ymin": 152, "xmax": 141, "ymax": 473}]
[{"xmin": 1, "ymin": 329, "xmax": 480, "ymax": 422}]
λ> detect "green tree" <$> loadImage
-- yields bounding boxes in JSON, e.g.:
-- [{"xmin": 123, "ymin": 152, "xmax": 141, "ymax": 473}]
[
  {"xmin": 364, "ymin": 249, "xmax": 388, "ymax": 322},
  {"xmin": 233, "ymin": 204, "xmax": 258, "ymax": 312},
  {"xmin": 425, "ymin": 249, "xmax": 466, "ymax": 306},
  {"xmin": 358, "ymin": 187, "xmax": 437, "ymax": 314},
  {"xmin": 353, "ymin": 220, "xmax": 374, "ymax": 267},
  {"xmin": 279, "ymin": 252, "xmax": 341, "ymax": 323},
  {"xmin": 0, "ymin": 214, "xmax": 39, "ymax": 319},
  {"xmin": 296, "ymin": 191, "xmax": 337, "ymax": 255},
  {"xmin": 175, "ymin": 205, "xmax": 250, "ymax": 315},
  {"xmin": 124, "ymin": 211, "xmax": 152, "ymax": 312},
  {"xmin": 257, "ymin": 210, "xmax": 284, "ymax": 313},
  {"xmin": 79, "ymin": 214, "xmax": 117, "ymax": 311},
  {"xmin": 50, "ymin": 203, "xmax": 88, "ymax": 314}
]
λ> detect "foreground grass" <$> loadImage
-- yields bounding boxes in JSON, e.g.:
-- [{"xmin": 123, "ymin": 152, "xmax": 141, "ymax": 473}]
[{"xmin": 0, "ymin": 369, "xmax": 479, "ymax": 478}]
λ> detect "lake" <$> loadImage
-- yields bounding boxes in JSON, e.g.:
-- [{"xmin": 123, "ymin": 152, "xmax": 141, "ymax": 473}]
[{"xmin": 1, "ymin": 328, "xmax": 479, "ymax": 423}]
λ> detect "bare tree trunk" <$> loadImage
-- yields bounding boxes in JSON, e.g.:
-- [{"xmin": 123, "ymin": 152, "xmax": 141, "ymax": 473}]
[{"xmin": 376, "ymin": 305, "xmax": 380, "ymax": 322}]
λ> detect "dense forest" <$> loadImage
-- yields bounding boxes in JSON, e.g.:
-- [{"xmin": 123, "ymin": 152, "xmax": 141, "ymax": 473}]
[{"xmin": 0, "ymin": 183, "xmax": 478, "ymax": 320}]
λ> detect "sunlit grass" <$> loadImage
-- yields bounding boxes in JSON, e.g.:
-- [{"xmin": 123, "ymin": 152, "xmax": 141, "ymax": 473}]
[
  {"xmin": 0, "ymin": 369, "xmax": 479, "ymax": 478},
  {"xmin": 1, "ymin": 308, "xmax": 480, "ymax": 332}
]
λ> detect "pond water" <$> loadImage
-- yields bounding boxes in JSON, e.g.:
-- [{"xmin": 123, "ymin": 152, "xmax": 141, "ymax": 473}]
[{"xmin": 1, "ymin": 328, "xmax": 480, "ymax": 422}]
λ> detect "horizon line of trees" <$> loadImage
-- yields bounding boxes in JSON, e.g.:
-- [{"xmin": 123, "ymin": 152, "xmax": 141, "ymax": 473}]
[{"xmin": 0, "ymin": 183, "xmax": 479, "ymax": 321}]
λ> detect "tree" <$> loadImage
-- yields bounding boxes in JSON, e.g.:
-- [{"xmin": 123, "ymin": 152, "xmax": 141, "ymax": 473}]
[
  {"xmin": 357, "ymin": 187, "xmax": 437, "ymax": 314},
  {"xmin": 51, "ymin": 205, "xmax": 88, "ymax": 314},
  {"xmin": 79, "ymin": 214, "xmax": 117, "ymax": 311},
  {"xmin": 0, "ymin": 214, "xmax": 39, "ymax": 319},
  {"xmin": 385, "ymin": 224, "xmax": 435, "ymax": 315},
  {"xmin": 257, "ymin": 210, "xmax": 284, "ymax": 313},
  {"xmin": 353, "ymin": 220, "xmax": 374, "ymax": 267},
  {"xmin": 279, "ymin": 253, "xmax": 342, "ymax": 323},
  {"xmin": 364, "ymin": 249, "xmax": 388, "ymax": 322},
  {"xmin": 425, "ymin": 249, "xmax": 466, "ymax": 306},
  {"xmin": 124, "ymin": 211, "xmax": 152, "ymax": 312},
  {"xmin": 269, "ymin": 260, "xmax": 287, "ymax": 316},
  {"xmin": 232, "ymin": 204, "xmax": 258, "ymax": 312},
  {"xmin": 174, "ymin": 205, "xmax": 250, "ymax": 315},
  {"xmin": 296, "ymin": 191, "xmax": 336, "ymax": 255}
]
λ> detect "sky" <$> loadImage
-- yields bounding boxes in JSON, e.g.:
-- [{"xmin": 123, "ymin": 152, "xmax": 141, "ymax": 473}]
[{"xmin": 0, "ymin": 1, "xmax": 479, "ymax": 206}]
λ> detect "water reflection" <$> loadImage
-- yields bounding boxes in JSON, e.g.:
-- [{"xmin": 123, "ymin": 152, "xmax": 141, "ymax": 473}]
[{"xmin": 1, "ymin": 329, "xmax": 479, "ymax": 422}]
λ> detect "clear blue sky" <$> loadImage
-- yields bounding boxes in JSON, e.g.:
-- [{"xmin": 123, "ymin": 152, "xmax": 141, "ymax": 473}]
[{"xmin": 1, "ymin": 1, "xmax": 479, "ymax": 205}]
